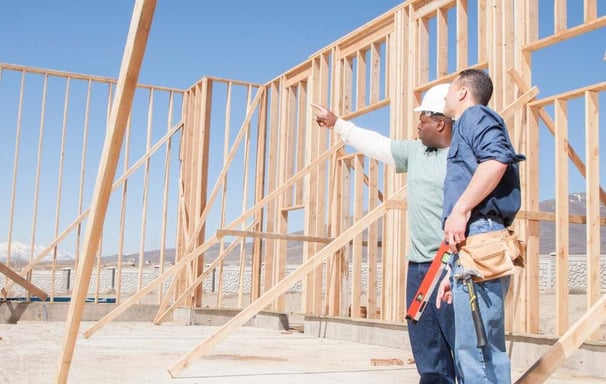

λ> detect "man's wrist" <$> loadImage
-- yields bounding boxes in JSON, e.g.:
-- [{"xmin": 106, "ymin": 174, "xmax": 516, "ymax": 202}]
[{"xmin": 451, "ymin": 202, "xmax": 471, "ymax": 217}]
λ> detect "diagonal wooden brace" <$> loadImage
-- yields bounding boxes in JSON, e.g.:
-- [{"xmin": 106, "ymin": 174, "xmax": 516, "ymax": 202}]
[{"xmin": 0, "ymin": 262, "xmax": 48, "ymax": 301}]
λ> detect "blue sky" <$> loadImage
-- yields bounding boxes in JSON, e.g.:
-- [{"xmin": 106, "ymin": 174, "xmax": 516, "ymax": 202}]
[
  {"xmin": 0, "ymin": 1, "xmax": 604, "ymax": 256},
  {"xmin": 0, "ymin": 1, "xmax": 403, "ymax": 88},
  {"xmin": 0, "ymin": 1, "xmax": 404, "ymax": 255}
]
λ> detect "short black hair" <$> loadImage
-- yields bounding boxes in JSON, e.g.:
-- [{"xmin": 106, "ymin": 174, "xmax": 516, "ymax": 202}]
[{"xmin": 457, "ymin": 69, "xmax": 493, "ymax": 106}]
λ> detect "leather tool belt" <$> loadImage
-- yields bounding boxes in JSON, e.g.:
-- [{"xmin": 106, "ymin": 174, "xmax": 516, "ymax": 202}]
[{"xmin": 458, "ymin": 229, "xmax": 525, "ymax": 282}]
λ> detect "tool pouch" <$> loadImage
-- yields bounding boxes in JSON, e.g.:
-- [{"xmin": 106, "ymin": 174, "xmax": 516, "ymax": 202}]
[{"xmin": 458, "ymin": 229, "xmax": 526, "ymax": 282}]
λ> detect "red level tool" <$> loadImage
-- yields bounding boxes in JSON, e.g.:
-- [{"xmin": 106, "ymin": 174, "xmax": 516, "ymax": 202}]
[{"xmin": 405, "ymin": 242, "xmax": 451, "ymax": 322}]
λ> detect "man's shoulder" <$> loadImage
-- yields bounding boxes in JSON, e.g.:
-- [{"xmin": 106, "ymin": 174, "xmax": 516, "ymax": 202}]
[
  {"xmin": 392, "ymin": 138, "xmax": 422, "ymax": 151},
  {"xmin": 399, "ymin": 139, "xmax": 429, "ymax": 154},
  {"xmin": 461, "ymin": 105, "xmax": 503, "ymax": 127}
]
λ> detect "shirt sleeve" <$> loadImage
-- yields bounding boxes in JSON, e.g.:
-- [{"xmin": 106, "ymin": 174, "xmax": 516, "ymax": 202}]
[
  {"xmin": 334, "ymin": 118, "xmax": 395, "ymax": 166},
  {"xmin": 471, "ymin": 113, "xmax": 525, "ymax": 165},
  {"xmin": 390, "ymin": 140, "xmax": 413, "ymax": 173}
]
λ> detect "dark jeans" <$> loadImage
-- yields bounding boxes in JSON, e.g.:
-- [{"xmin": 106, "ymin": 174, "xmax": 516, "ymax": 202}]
[{"xmin": 407, "ymin": 262, "xmax": 457, "ymax": 384}]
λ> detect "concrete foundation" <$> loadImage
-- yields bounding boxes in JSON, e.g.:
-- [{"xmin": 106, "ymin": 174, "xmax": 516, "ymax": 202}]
[
  {"xmin": 1, "ymin": 302, "xmax": 604, "ymax": 380},
  {"xmin": 173, "ymin": 307, "xmax": 290, "ymax": 330},
  {"xmin": 0, "ymin": 301, "xmax": 290, "ymax": 331},
  {"xmin": 304, "ymin": 315, "xmax": 606, "ymax": 379}
]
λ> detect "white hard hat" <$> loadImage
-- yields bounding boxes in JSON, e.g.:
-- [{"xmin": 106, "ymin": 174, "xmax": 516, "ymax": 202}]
[{"xmin": 413, "ymin": 83, "xmax": 450, "ymax": 114}]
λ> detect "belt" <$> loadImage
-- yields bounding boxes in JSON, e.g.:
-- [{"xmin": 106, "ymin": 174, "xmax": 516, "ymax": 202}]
[{"xmin": 470, "ymin": 215, "xmax": 504, "ymax": 225}]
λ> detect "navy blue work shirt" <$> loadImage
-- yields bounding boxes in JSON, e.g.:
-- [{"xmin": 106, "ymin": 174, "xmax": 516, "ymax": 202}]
[{"xmin": 442, "ymin": 105, "xmax": 526, "ymax": 228}]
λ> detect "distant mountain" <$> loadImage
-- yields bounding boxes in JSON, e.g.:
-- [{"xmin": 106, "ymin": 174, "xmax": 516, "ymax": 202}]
[
  {"xmin": 3, "ymin": 193, "xmax": 602, "ymax": 268},
  {"xmin": 107, "ymin": 192, "xmax": 606, "ymax": 265},
  {"xmin": 539, "ymin": 192, "xmax": 606, "ymax": 254},
  {"xmin": 101, "ymin": 240, "xmax": 306, "ymax": 267},
  {"xmin": 0, "ymin": 241, "xmax": 74, "ymax": 263}
]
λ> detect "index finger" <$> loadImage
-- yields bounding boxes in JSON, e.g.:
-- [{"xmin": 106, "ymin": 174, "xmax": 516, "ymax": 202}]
[{"xmin": 310, "ymin": 102, "xmax": 326, "ymax": 112}]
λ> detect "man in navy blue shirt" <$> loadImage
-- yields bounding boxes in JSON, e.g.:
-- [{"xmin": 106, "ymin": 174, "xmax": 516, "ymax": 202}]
[{"xmin": 436, "ymin": 69, "xmax": 525, "ymax": 384}]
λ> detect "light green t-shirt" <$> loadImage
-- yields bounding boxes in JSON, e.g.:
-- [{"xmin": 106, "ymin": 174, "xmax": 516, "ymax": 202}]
[{"xmin": 390, "ymin": 140, "xmax": 448, "ymax": 263}]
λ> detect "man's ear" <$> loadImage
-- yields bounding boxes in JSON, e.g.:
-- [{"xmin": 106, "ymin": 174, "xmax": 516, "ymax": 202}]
[
  {"xmin": 458, "ymin": 87, "xmax": 467, "ymax": 101},
  {"xmin": 436, "ymin": 119, "xmax": 446, "ymax": 132}
]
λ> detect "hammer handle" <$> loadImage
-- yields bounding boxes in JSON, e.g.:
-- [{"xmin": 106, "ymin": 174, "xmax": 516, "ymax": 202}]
[{"xmin": 465, "ymin": 278, "xmax": 487, "ymax": 348}]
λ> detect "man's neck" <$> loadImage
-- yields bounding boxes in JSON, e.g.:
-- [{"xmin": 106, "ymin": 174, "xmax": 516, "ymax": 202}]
[{"xmin": 453, "ymin": 101, "xmax": 478, "ymax": 120}]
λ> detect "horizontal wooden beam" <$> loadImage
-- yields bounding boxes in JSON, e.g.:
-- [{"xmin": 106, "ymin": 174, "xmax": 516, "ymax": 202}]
[
  {"xmin": 517, "ymin": 210, "xmax": 606, "ymax": 226},
  {"xmin": 217, "ymin": 229, "xmax": 333, "ymax": 244},
  {"xmin": 216, "ymin": 229, "xmax": 383, "ymax": 248},
  {"xmin": 281, "ymin": 204, "xmax": 306, "ymax": 212},
  {"xmin": 337, "ymin": 21, "xmax": 394, "ymax": 59},
  {"xmin": 528, "ymin": 81, "xmax": 606, "ymax": 108},
  {"xmin": 310, "ymin": 9, "xmax": 396, "ymax": 59},
  {"xmin": 414, "ymin": 0, "xmax": 455, "ymax": 19},
  {"xmin": 0, "ymin": 62, "xmax": 182, "ymax": 93},
  {"xmin": 284, "ymin": 63, "xmax": 312, "ymax": 87},
  {"xmin": 413, "ymin": 62, "xmax": 488, "ymax": 92},
  {"xmin": 341, "ymin": 98, "xmax": 391, "ymax": 120},
  {"xmin": 523, "ymin": 15, "xmax": 606, "ymax": 53}
]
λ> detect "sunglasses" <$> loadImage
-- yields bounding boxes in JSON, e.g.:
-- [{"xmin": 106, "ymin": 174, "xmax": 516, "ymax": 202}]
[
  {"xmin": 421, "ymin": 111, "xmax": 446, "ymax": 118},
  {"xmin": 421, "ymin": 111, "xmax": 452, "ymax": 121}
]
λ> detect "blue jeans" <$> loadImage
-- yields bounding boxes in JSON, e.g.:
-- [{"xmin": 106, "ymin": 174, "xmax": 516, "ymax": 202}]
[
  {"xmin": 449, "ymin": 218, "xmax": 511, "ymax": 384},
  {"xmin": 407, "ymin": 262, "xmax": 457, "ymax": 384}
]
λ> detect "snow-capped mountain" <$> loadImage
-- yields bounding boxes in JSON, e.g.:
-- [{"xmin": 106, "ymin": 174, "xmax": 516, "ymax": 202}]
[{"xmin": 0, "ymin": 241, "xmax": 74, "ymax": 263}]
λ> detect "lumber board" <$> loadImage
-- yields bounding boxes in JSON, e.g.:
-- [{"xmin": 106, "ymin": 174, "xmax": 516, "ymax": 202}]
[
  {"xmin": 216, "ymin": 229, "xmax": 333, "ymax": 244},
  {"xmin": 55, "ymin": 1, "xmax": 157, "ymax": 383},
  {"xmin": 0, "ymin": 262, "xmax": 48, "ymax": 301},
  {"xmin": 6, "ymin": 73, "xmax": 25, "ymax": 273},
  {"xmin": 182, "ymin": 87, "xmax": 265, "ymax": 256},
  {"xmin": 528, "ymin": 80, "xmax": 606, "ymax": 108},
  {"xmin": 516, "ymin": 210, "xmax": 606, "ymax": 226},
  {"xmin": 413, "ymin": 0, "xmax": 455, "ymax": 19},
  {"xmin": 585, "ymin": 91, "xmax": 601, "ymax": 308},
  {"xmin": 456, "ymin": 0, "xmax": 468, "ymax": 70},
  {"xmin": 500, "ymin": 86, "xmax": 539, "ymax": 120},
  {"xmin": 336, "ymin": 18, "xmax": 394, "ymax": 60},
  {"xmin": 370, "ymin": 358, "xmax": 404, "ymax": 366},
  {"xmin": 522, "ymin": 15, "xmax": 606, "ymax": 53},
  {"xmin": 515, "ymin": 293, "xmax": 606, "ymax": 383},
  {"xmin": 554, "ymin": 98, "xmax": 569, "ymax": 336},
  {"xmin": 0, "ymin": 62, "xmax": 181, "ymax": 92}
]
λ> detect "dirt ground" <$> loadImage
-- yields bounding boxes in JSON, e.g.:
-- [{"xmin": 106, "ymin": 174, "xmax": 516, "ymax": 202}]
[
  {"xmin": 1, "ymin": 292, "xmax": 604, "ymax": 384},
  {"xmin": 0, "ymin": 321, "xmax": 423, "ymax": 384},
  {"xmin": 1, "ymin": 320, "xmax": 605, "ymax": 384}
]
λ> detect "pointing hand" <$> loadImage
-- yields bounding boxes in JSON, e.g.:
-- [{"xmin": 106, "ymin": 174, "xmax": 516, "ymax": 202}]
[{"xmin": 311, "ymin": 102, "xmax": 337, "ymax": 129}]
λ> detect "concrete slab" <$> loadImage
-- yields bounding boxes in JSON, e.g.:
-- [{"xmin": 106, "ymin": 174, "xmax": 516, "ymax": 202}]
[
  {"xmin": 1, "ymin": 321, "xmax": 420, "ymax": 384},
  {"xmin": 2, "ymin": 320, "xmax": 606, "ymax": 384}
]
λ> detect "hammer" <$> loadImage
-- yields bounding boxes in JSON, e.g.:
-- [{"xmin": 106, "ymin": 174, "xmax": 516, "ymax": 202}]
[{"xmin": 454, "ymin": 269, "xmax": 487, "ymax": 348}]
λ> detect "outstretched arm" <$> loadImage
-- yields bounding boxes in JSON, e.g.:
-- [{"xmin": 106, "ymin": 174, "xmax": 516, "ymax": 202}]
[{"xmin": 312, "ymin": 103, "xmax": 395, "ymax": 166}]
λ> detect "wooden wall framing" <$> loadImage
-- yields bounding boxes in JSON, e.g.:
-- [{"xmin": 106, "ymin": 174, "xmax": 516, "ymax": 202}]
[
  {"xmin": 0, "ymin": 0, "xmax": 604, "ymax": 382},
  {"xmin": 163, "ymin": 0, "xmax": 606, "ymax": 380}
]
